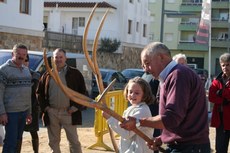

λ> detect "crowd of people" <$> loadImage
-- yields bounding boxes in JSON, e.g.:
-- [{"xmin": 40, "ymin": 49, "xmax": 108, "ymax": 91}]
[{"xmin": 0, "ymin": 42, "xmax": 229, "ymax": 153}]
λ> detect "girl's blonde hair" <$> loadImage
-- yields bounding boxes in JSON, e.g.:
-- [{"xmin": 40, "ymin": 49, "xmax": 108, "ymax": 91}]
[{"xmin": 123, "ymin": 76, "xmax": 154, "ymax": 105}]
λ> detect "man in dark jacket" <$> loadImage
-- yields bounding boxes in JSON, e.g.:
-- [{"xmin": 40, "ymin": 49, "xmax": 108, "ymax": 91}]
[{"xmin": 36, "ymin": 48, "xmax": 87, "ymax": 153}]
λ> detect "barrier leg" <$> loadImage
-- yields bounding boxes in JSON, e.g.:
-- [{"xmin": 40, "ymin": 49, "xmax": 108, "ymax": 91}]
[{"xmin": 87, "ymin": 133, "xmax": 114, "ymax": 151}]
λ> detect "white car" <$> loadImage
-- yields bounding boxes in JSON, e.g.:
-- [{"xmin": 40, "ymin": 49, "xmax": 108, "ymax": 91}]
[{"xmin": 0, "ymin": 49, "xmax": 92, "ymax": 95}]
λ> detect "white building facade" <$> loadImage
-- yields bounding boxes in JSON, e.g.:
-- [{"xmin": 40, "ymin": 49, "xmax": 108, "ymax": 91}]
[
  {"xmin": 0, "ymin": 0, "xmax": 44, "ymax": 50},
  {"xmin": 44, "ymin": 0, "xmax": 150, "ymax": 51}
]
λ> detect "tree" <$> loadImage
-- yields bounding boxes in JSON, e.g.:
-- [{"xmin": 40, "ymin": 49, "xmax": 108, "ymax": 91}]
[{"xmin": 98, "ymin": 38, "xmax": 121, "ymax": 53}]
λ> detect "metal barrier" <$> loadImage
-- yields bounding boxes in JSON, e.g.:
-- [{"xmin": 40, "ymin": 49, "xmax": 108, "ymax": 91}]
[{"xmin": 88, "ymin": 90, "xmax": 128, "ymax": 151}]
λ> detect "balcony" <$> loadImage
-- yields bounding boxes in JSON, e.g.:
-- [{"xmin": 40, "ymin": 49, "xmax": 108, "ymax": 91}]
[
  {"xmin": 180, "ymin": 2, "xmax": 202, "ymax": 12},
  {"xmin": 179, "ymin": 22, "xmax": 198, "ymax": 31},
  {"xmin": 177, "ymin": 41, "xmax": 208, "ymax": 51},
  {"xmin": 212, "ymin": 18, "xmax": 230, "ymax": 28},
  {"xmin": 211, "ymin": 38, "xmax": 230, "ymax": 48},
  {"xmin": 212, "ymin": 1, "xmax": 229, "ymax": 9}
]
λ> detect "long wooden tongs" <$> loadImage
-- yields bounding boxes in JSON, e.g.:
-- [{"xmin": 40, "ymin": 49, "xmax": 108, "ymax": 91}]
[{"xmin": 43, "ymin": 2, "xmax": 165, "ymax": 152}]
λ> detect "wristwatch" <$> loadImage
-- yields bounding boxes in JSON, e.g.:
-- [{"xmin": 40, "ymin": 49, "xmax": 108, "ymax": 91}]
[{"xmin": 136, "ymin": 118, "xmax": 140, "ymax": 127}]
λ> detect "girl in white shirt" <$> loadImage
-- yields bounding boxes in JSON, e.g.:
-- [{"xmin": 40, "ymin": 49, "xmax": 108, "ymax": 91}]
[{"xmin": 103, "ymin": 76, "xmax": 154, "ymax": 153}]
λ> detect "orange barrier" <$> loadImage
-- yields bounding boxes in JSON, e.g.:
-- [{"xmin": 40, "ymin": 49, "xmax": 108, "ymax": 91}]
[{"xmin": 88, "ymin": 90, "xmax": 128, "ymax": 151}]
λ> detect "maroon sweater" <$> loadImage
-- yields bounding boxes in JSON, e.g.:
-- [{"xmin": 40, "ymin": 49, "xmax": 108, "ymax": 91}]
[{"xmin": 160, "ymin": 64, "xmax": 209, "ymax": 145}]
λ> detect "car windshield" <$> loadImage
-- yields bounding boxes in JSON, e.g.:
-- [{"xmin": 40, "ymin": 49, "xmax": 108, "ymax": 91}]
[
  {"xmin": 0, "ymin": 52, "xmax": 12, "ymax": 65},
  {"xmin": 28, "ymin": 54, "xmax": 43, "ymax": 71},
  {"xmin": 0, "ymin": 52, "xmax": 43, "ymax": 71},
  {"xmin": 92, "ymin": 70, "xmax": 108, "ymax": 80},
  {"xmin": 122, "ymin": 70, "xmax": 144, "ymax": 78}
]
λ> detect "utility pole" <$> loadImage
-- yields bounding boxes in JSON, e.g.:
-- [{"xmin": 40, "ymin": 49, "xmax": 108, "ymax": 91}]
[{"xmin": 160, "ymin": 0, "xmax": 165, "ymax": 43}]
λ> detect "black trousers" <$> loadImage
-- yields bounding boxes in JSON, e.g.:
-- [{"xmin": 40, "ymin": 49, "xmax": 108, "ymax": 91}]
[{"xmin": 215, "ymin": 112, "xmax": 230, "ymax": 153}]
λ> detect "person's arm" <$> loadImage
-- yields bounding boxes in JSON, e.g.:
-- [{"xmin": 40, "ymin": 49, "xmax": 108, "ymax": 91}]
[
  {"xmin": 0, "ymin": 114, "xmax": 8, "ymax": 126},
  {"xmin": 120, "ymin": 115, "xmax": 165, "ymax": 131},
  {"xmin": 67, "ymin": 67, "xmax": 87, "ymax": 110},
  {"xmin": 0, "ymin": 76, "xmax": 7, "ymax": 125},
  {"xmin": 36, "ymin": 73, "xmax": 49, "ymax": 113},
  {"xmin": 209, "ymin": 79, "xmax": 226, "ymax": 105},
  {"xmin": 140, "ymin": 115, "xmax": 165, "ymax": 129},
  {"xmin": 0, "ymin": 83, "xmax": 6, "ymax": 116}
]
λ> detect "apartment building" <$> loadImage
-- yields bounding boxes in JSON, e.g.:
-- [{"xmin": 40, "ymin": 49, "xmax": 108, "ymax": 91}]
[
  {"xmin": 149, "ymin": 0, "xmax": 230, "ymax": 77},
  {"xmin": 0, "ymin": 0, "xmax": 44, "ymax": 50}
]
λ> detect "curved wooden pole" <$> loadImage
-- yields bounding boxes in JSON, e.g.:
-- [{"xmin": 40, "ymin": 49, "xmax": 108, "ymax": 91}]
[
  {"xmin": 92, "ymin": 8, "xmax": 110, "ymax": 93},
  {"xmin": 82, "ymin": 3, "xmax": 119, "ymax": 152},
  {"xmin": 43, "ymin": 48, "xmax": 165, "ymax": 152},
  {"xmin": 82, "ymin": 3, "xmax": 98, "ymax": 74}
]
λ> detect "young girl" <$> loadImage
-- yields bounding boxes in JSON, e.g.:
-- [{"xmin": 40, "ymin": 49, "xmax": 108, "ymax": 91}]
[{"xmin": 103, "ymin": 76, "xmax": 154, "ymax": 153}]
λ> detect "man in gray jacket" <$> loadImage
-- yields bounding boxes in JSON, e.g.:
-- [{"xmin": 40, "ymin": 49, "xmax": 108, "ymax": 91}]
[{"xmin": 0, "ymin": 44, "xmax": 32, "ymax": 153}]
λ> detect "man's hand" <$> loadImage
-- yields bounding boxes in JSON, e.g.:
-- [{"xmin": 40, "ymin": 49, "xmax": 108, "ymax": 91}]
[
  {"xmin": 0, "ymin": 113, "xmax": 8, "ymax": 125},
  {"xmin": 216, "ymin": 89, "xmax": 223, "ymax": 97},
  {"xmin": 147, "ymin": 136, "xmax": 162, "ymax": 151},
  {"xmin": 26, "ymin": 114, "xmax": 32, "ymax": 125},
  {"xmin": 120, "ymin": 116, "xmax": 137, "ymax": 131}
]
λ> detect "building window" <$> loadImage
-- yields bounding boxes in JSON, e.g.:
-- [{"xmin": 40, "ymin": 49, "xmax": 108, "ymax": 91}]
[
  {"xmin": 20, "ymin": 0, "xmax": 29, "ymax": 14},
  {"xmin": 150, "ymin": 14, "xmax": 155, "ymax": 22},
  {"xmin": 136, "ymin": 22, "xmax": 139, "ymax": 32},
  {"xmin": 149, "ymin": 33, "xmax": 154, "ymax": 41},
  {"xmin": 79, "ymin": 17, "xmax": 85, "ymax": 27},
  {"xmin": 72, "ymin": 17, "xmax": 85, "ymax": 34},
  {"xmin": 166, "ymin": 18, "xmax": 174, "ymax": 22},
  {"xmin": 143, "ymin": 24, "xmax": 147, "ymax": 37},
  {"xmin": 165, "ymin": 33, "xmax": 173, "ymax": 42},
  {"xmin": 72, "ymin": 18, "xmax": 79, "ymax": 34},
  {"xmin": 128, "ymin": 20, "xmax": 132, "ymax": 34},
  {"xmin": 167, "ymin": 0, "xmax": 175, "ymax": 3},
  {"xmin": 129, "ymin": 0, "xmax": 133, "ymax": 3}
]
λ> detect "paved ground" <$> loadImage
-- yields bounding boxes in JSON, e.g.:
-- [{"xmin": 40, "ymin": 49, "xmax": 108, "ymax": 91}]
[{"xmin": 0, "ymin": 108, "xmax": 229, "ymax": 152}]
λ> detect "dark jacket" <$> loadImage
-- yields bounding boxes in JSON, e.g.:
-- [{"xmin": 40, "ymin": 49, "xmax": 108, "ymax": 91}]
[
  {"xmin": 36, "ymin": 66, "xmax": 88, "ymax": 126},
  {"xmin": 209, "ymin": 72, "xmax": 230, "ymax": 130},
  {"xmin": 24, "ymin": 70, "xmax": 40, "ymax": 131}
]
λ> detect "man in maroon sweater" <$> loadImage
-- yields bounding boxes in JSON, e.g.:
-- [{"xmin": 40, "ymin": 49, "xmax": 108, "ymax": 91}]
[{"xmin": 121, "ymin": 42, "xmax": 210, "ymax": 153}]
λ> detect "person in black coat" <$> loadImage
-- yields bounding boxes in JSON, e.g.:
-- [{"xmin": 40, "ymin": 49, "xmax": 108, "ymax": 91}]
[
  {"xmin": 142, "ymin": 72, "xmax": 161, "ymax": 153},
  {"xmin": 17, "ymin": 54, "xmax": 40, "ymax": 153}
]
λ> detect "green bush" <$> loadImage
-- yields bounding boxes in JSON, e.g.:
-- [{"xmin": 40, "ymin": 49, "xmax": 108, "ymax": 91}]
[{"xmin": 98, "ymin": 38, "xmax": 121, "ymax": 53}]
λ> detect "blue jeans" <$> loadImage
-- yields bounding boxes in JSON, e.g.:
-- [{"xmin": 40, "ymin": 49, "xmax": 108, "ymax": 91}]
[
  {"xmin": 166, "ymin": 143, "xmax": 211, "ymax": 153},
  {"xmin": 2, "ymin": 111, "xmax": 27, "ymax": 153}
]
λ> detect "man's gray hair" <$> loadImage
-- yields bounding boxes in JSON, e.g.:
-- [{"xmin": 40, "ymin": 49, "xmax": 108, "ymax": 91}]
[
  {"xmin": 219, "ymin": 53, "xmax": 230, "ymax": 63},
  {"xmin": 142, "ymin": 42, "xmax": 171, "ymax": 56},
  {"xmin": 173, "ymin": 53, "xmax": 187, "ymax": 62}
]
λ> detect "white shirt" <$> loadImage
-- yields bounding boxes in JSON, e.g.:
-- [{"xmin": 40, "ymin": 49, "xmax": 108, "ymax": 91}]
[{"xmin": 107, "ymin": 102, "xmax": 153, "ymax": 153}]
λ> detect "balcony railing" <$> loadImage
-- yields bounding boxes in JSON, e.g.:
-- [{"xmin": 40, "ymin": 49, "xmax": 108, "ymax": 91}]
[
  {"xmin": 42, "ymin": 31, "xmax": 83, "ymax": 51},
  {"xmin": 211, "ymin": 39, "xmax": 230, "ymax": 48},
  {"xmin": 177, "ymin": 41, "xmax": 208, "ymax": 51},
  {"xmin": 181, "ymin": 1, "xmax": 202, "ymax": 6}
]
